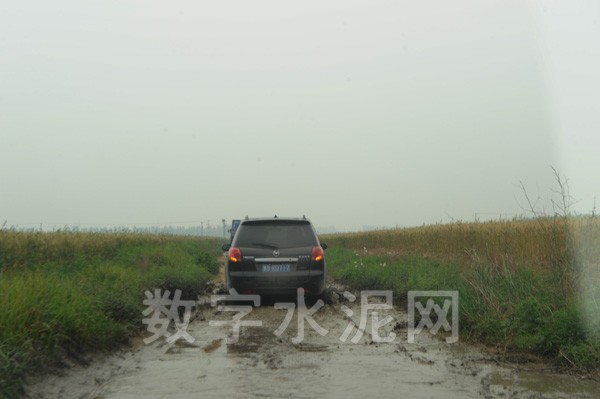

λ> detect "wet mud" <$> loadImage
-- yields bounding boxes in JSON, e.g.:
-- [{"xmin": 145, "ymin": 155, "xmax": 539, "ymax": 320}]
[{"xmin": 26, "ymin": 283, "xmax": 600, "ymax": 398}]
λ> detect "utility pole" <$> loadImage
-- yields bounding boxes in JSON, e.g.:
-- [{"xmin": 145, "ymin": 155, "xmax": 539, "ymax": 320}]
[
  {"xmin": 200, "ymin": 221, "xmax": 204, "ymax": 236},
  {"xmin": 222, "ymin": 219, "xmax": 226, "ymax": 238}
]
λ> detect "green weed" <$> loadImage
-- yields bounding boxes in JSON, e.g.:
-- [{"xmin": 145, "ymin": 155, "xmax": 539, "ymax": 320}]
[{"xmin": 0, "ymin": 232, "xmax": 222, "ymax": 398}]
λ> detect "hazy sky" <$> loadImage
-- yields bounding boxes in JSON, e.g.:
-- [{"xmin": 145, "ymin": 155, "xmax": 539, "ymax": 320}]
[{"xmin": 1, "ymin": 1, "xmax": 599, "ymax": 231}]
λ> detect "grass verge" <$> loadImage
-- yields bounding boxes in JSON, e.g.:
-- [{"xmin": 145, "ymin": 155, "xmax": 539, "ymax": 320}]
[
  {"xmin": 325, "ymin": 230, "xmax": 600, "ymax": 371},
  {"xmin": 0, "ymin": 231, "xmax": 222, "ymax": 398}
]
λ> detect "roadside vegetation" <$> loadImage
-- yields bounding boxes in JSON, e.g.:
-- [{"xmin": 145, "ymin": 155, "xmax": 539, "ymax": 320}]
[
  {"xmin": 323, "ymin": 214, "xmax": 600, "ymax": 371},
  {"xmin": 0, "ymin": 230, "xmax": 222, "ymax": 398}
]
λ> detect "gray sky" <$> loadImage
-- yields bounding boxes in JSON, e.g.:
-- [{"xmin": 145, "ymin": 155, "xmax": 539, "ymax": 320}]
[{"xmin": 1, "ymin": 1, "xmax": 599, "ymax": 231}]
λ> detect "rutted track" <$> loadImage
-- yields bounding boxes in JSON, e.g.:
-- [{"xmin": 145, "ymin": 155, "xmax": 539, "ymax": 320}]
[{"xmin": 26, "ymin": 282, "xmax": 600, "ymax": 399}]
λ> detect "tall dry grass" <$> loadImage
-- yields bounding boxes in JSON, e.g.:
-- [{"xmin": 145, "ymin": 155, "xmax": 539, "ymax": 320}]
[{"xmin": 322, "ymin": 217, "xmax": 600, "ymax": 271}]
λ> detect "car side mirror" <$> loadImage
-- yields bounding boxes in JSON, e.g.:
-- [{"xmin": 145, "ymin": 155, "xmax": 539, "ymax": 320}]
[
  {"xmin": 320, "ymin": 243, "xmax": 328, "ymax": 250},
  {"xmin": 222, "ymin": 244, "xmax": 231, "ymax": 251}
]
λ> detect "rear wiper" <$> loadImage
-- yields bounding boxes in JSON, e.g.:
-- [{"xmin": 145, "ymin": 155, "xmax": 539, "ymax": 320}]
[{"xmin": 251, "ymin": 242, "xmax": 279, "ymax": 250}]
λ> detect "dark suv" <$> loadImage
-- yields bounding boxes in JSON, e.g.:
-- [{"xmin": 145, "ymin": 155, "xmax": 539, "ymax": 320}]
[{"xmin": 222, "ymin": 217, "xmax": 327, "ymax": 296}]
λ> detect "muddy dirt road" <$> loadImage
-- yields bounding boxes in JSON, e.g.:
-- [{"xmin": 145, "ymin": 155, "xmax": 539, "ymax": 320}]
[{"xmin": 27, "ymin": 284, "xmax": 600, "ymax": 399}]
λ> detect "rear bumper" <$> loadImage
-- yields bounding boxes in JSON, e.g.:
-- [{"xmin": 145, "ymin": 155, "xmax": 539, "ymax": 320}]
[{"xmin": 228, "ymin": 270, "xmax": 326, "ymax": 295}]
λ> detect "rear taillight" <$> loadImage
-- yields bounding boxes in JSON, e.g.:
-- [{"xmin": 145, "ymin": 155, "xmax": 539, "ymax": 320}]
[
  {"xmin": 228, "ymin": 247, "xmax": 242, "ymax": 263},
  {"xmin": 311, "ymin": 246, "xmax": 324, "ymax": 262}
]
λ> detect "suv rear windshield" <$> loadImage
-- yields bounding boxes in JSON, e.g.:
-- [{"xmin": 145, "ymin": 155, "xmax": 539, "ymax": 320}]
[{"xmin": 234, "ymin": 220, "xmax": 318, "ymax": 249}]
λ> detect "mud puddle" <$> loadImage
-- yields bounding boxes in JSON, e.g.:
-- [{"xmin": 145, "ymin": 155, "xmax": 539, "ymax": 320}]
[{"xmin": 26, "ymin": 283, "xmax": 600, "ymax": 398}]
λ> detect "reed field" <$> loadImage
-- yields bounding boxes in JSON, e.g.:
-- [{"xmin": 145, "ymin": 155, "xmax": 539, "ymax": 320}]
[
  {"xmin": 322, "ymin": 216, "xmax": 600, "ymax": 371},
  {"xmin": 0, "ymin": 230, "xmax": 222, "ymax": 398},
  {"xmin": 323, "ymin": 217, "xmax": 600, "ymax": 270}
]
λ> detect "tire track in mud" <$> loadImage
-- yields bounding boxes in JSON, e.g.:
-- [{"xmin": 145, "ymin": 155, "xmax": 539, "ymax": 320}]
[{"xmin": 26, "ymin": 282, "xmax": 600, "ymax": 399}]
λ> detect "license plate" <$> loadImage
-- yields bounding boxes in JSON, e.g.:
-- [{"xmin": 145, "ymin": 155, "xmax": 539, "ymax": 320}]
[{"xmin": 261, "ymin": 264, "xmax": 291, "ymax": 273}]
